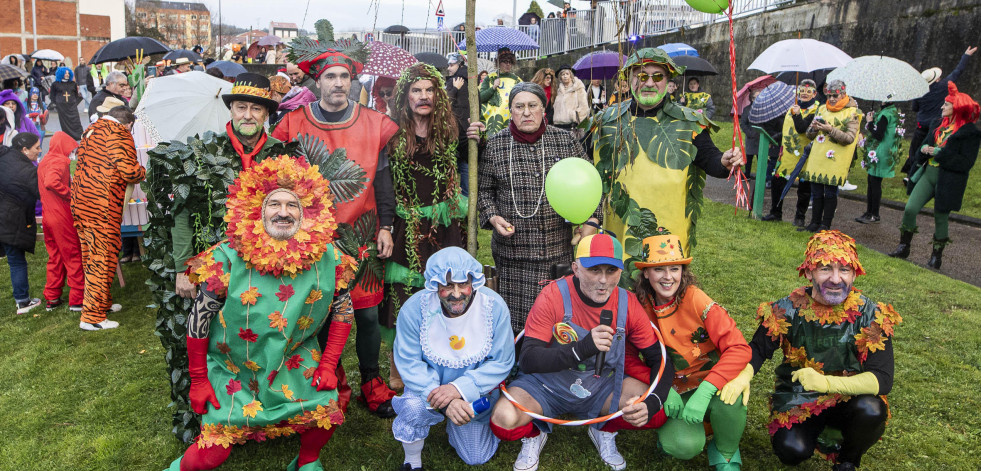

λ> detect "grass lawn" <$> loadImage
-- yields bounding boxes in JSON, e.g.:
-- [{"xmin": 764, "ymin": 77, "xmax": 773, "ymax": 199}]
[
  {"xmin": 2, "ymin": 201, "xmax": 980, "ymax": 470},
  {"xmin": 712, "ymin": 121, "xmax": 981, "ymax": 220}
]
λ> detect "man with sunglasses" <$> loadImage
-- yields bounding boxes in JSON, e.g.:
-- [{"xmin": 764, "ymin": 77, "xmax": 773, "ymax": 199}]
[{"xmin": 590, "ymin": 48, "xmax": 743, "ymax": 256}]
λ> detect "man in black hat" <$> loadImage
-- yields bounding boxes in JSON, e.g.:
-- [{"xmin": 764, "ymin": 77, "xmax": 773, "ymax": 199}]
[{"xmin": 164, "ymin": 73, "xmax": 293, "ymax": 299}]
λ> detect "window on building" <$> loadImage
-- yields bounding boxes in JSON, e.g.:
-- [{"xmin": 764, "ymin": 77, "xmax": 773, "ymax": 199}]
[
  {"xmin": 137, "ymin": 12, "xmax": 146, "ymax": 18},
  {"xmin": 191, "ymin": 15, "xmax": 197, "ymax": 19}
]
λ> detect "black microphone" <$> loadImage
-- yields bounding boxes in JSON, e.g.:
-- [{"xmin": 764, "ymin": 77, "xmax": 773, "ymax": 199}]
[{"xmin": 594, "ymin": 309, "xmax": 614, "ymax": 377}]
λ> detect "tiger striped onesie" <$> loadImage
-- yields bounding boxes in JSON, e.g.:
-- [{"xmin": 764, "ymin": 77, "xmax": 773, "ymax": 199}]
[{"xmin": 70, "ymin": 117, "xmax": 146, "ymax": 325}]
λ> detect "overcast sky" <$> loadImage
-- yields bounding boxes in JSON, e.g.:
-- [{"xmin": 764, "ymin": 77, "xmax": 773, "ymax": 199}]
[{"xmin": 195, "ymin": 0, "xmax": 581, "ymax": 31}]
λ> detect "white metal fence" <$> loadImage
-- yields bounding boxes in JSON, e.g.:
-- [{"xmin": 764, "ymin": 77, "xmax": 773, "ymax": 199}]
[{"xmin": 371, "ymin": 0, "xmax": 794, "ymax": 60}]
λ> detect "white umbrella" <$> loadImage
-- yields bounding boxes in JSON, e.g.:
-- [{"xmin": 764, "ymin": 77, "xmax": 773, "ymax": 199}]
[
  {"xmin": 748, "ymin": 39, "xmax": 851, "ymax": 74},
  {"xmin": 31, "ymin": 49, "xmax": 65, "ymax": 62},
  {"xmin": 134, "ymin": 71, "xmax": 233, "ymax": 144},
  {"xmin": 826, "ymin": 55, "xmax": 929, "ymax": 102}
]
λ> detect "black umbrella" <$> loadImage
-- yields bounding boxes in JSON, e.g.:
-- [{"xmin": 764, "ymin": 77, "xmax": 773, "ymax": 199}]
[
  {"xmin": 206, "ymin": 60, "xmax": 247, "ymax": 79},
  {"xmin": 384, "ymin": 25, "xmax": 410, "ymax": 34},
  {"xmin": 519, "ymin": 12, "xmax": 541, "ymax": 25},
  {"xmin": 90, "ymin": 37, "xmax": 170, "ymax": 64},
  {"xmin": 162, "ymin": 49, "xmax": 202, "ymax": 62},
  {"xmin": 414, "ymin": 52, "xmax": 448, "ymax": 69},
  {"xmin": 673, "ymin": 56, "xmax": 718, "ymax": 76}
]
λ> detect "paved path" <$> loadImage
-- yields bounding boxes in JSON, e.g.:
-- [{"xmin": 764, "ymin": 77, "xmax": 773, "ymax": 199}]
[{"xmin": 703, "ymin": 176, "xmax": 981, "ymax": 288}]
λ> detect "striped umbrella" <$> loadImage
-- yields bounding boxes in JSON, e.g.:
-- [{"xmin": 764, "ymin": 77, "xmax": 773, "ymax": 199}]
[
  {"xmin": 457, "ymin": 27, "xmax": 539, "ymax": 52},
  {"xmin": 826, "ymin": 55, "xmax": 928, "ymax": 102},
  {"xmin": 749, "ymin": 82, "xmax": 796, "ymax": 124},
  {"xmin": 363, "ymin": 41, "xmax": 417, "ymax": 79}
]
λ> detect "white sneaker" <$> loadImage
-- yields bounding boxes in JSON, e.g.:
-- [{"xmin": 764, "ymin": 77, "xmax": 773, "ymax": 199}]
[
  {"xmin": 110, "ymin": 304, "xmax": 122, "ymax": 312},
  {"xmin": 16, "ymin": 298, "xmax": 42, "ymax": 314},
  {"xmin": 839, "ymin": 181, "xmax": 858, "ymax": 191},
  {"xmin": 80, "ymin": 319, "xmax": 120, "ymax": 331},
  {"xmin": 587, "ymin": 426, "xmax": 626, "ymax": 470},
  {"xmin": 513, "ymin": 431, "xmax": 547, "ymax": 471}
]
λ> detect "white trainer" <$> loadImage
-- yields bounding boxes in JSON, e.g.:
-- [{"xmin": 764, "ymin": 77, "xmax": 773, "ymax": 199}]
[
  {"xmin": 513, "ymin": 431, "xmax": 547, "ymax": 471},
  {"xmin": 588, "ymin": 426, "xmax": 626, "ymax": 470},
  {"xmin": 16, "ymin": 298, "xmax": 42, "ymax": 315},
  {"xmin": 80, "ymin": 319, "xmax": 120, "ymax": 331},
  {"xmin": 839, "ymin": 181, "xmax": 858, "ymax": 191}
]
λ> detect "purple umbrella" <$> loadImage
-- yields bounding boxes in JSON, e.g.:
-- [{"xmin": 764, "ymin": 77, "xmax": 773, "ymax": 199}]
[
  {"xmin": 257, "ymin": 35, "xmax": 282, "ymax": 47},
  {"xmin": 573, "ymin": 50, "xmax": 627, "ymax": 80}
]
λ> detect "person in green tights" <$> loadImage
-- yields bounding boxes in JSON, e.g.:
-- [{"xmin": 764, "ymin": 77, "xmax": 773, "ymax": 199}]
[
  {"xmin": 625, "ymin": 230, "xmax": 751, "ymax": 470},
  {"xmin": 889, "ymin": 82, "xmax": 980, "ymax": 269}
]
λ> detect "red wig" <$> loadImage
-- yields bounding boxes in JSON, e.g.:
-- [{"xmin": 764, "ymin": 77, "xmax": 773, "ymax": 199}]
[
  {"xmin": 371, "ymin": 76, "xmax": 397, "ymax": 114},
  {"xmin": 936, "ymin": 81, "xmax": 981, "ymax": 142}
]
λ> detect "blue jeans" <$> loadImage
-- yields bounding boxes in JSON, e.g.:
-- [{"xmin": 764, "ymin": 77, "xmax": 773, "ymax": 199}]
[
  {"xmin": 2, "ymin": 243, "xmax": 30, "ymax": 303},
  {"xmin": 458, "ymin": 161, "xmax": 470, "ymax": 197}
]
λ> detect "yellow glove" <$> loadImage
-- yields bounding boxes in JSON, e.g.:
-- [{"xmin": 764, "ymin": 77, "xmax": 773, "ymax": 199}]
[
  {"xmin": 791, "ymin": 368, "xmax": 880, "ymax": 395},
  {"xmin": 717, "ymin": 364, "xmax": 754, "ymax": 406}
]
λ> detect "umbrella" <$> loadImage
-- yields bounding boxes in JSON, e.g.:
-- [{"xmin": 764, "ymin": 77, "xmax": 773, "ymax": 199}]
[
  {"xmin": 673, "ymin": 56, "xmax": 718, "ymax": 76},
  {"xmin": 748, "ymin": 38, "xmax": 851, "ymax": 74},
  {"xmin": 519, "ymin": 12, "xmax": 541, "ymax": 26},
  {"xmin": 547, "ymin": 0, "xmax": 566, "ymax": 7},
  {"xmin": 90, "ymin": 37, "xmax": 170, "ymax": 64},
  {"xmin": 163, "ymin": 49, "xmax": 202, "ymax": 63},
  {"xmin": 257, "ymin": 35, "xmax": 283, "ymax": 47},
  {"xmin": 0, "ymin": 64, "xmax": 29, "ymax": 80},
  {"xmin": 774, "ymin": 69, "xmax": 830, "ymax": 86},
  {"xmin": 414, "ymin": 52, "xmax": 448, "ymax": 69},
  {"xmin": 572, "ymin": 50, "xmax": 626, "ymax": 80},
  {"xmin": 364, "ymin": 41, "xmax": 417, "ymax": 79},
  {"xmin": 476, "ymin": 57, "xmax": 496, "ymax": 74},
  {"xmin": 826, "ymin": 55, "xmax": 928, "ymax": 102},
  {"xmin": 134, "ymin": 71, "xmax": 234, "ymax": 143},
  {"xmin": 206, "ymin": 60, "xmax": 247, "ymax": 79},
  {"xmin": 384, "ymin": 25, "xmax": 410, "ymax": 34},
  {"xmin": 733, "ymin": 75, "xmax": 775, "ymax": 115},
  {"xmin": 749, "ymin": 82, "xmax": 796, "ymax": 124},
  {"xmin": 657, "ymin": 43, "xmax": 698, "ymax": 57},
  {"xmin": 457, "ymin": 27, "xmax": 539, "ymax": 52},
  {"xmin": 31, "ymin": 49, "xmax": 65, "ymax": 62}
]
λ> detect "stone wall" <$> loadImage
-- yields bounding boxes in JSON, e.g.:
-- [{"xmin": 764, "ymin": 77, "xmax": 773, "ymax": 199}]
[{"xmin": 516, "ymin": 0, "xmax": 981, "ymax": 120}]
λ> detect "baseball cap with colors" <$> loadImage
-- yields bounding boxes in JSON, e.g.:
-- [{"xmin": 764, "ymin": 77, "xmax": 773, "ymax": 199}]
[{"xmin": 575, "ymin": 233, "xmax": 624, "ymax": 270}]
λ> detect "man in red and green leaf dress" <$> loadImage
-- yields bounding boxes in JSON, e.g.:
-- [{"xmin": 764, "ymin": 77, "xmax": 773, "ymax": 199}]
[{"xmin": 729, "ymin": 230, "xmax": 902, "ymax": 471}]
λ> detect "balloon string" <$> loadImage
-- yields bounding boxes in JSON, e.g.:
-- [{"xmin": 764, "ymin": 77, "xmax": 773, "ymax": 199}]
[{"xmin": 726, "ymin": 2, "xmax": 749, "ymax": 212}]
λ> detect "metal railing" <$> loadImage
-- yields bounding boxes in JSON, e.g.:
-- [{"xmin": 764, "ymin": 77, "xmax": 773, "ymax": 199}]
[{"xmin": 371, "ymin": 0, "xmax": 794, "ymax": 59}]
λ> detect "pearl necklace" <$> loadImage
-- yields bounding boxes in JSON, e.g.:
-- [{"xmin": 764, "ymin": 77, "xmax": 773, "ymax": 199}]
[{"xmin": 507, "ymin": 136, "xmax": 547, "ymax": 219}]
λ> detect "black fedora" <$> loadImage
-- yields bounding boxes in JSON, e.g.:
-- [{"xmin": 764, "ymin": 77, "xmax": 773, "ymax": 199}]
[{"xmin": 221, "ymin": 72, "xmax": 279, "ymax": 114}]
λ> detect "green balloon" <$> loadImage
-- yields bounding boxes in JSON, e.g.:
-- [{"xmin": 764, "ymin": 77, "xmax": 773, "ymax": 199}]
[
  {"xmin": 545, "ymin": 157, "xmax": 602, "ymax": 224},
  {"xmin": 684, "ymin": 0, "xmax": 729, "ymax": 14}
]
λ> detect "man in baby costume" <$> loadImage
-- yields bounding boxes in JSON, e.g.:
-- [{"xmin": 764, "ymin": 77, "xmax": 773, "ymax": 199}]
[
  {"xmin": 730, "ymin": 230, "xmax": 901, "ymax": 470},
  {"xmin": 391, "ymin": 247, "xmax": 515, "ymax": 470},
  {"xmin": 166, "ymin": 155, "xmax": 359, "ymax": 470}
]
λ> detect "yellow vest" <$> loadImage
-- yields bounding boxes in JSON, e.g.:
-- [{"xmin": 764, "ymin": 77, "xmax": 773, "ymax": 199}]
[
  {"xmin": 801, "ymin": 104, "xmax": 863, "ymax": 186},
  {"xmin": 775, "ymin": 102, "xmax": 819, "ymax": 178}
]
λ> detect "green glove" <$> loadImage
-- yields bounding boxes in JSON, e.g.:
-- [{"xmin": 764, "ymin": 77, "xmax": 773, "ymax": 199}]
[
  {"xmin": 663, "ymin": 388, "xmax": 684, "ymax": 419},
  {"xmin": 680, "ymin": 381, "xmax": 718, "ymax": 425}
]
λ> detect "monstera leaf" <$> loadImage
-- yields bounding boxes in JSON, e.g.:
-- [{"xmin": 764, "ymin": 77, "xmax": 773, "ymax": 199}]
[
  {"xmin": 295, "ymin": 133, "xmax": 368, "ymax": 203},
  {"xmin": 334, "ymin": 209, "xmax": 384, "ymax": 293},
  {"xmin": 635, "ymin": 116, "xmax": 698, "ymax": 170}
]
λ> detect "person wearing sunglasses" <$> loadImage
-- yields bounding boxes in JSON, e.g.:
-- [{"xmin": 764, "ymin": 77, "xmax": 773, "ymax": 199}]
[
  {"xmin": 478, "ymin": 47, "xmax": 522, "ymax": 136},
  {"xmin": 801, "ymin": 79, "xmax": 864, "ymax": 232},
  {"xmin": 591, "ymin": 47, "xmax": 743, "ymax": 257}
]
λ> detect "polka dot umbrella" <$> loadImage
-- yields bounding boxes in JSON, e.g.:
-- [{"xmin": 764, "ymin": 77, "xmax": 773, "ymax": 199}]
[
  {"xmin": 363, "ymin": 41, "xmax": 418, "ymax": 79},
  {"xmin": 456, "ymin": 27, "xmax": 539, "ymax": 53}
]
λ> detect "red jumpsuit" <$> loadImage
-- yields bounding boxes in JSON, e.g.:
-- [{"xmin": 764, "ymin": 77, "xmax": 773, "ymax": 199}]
[{"xmin": 37, "ymin": 131, "xmax": 84, "ymax": 306}]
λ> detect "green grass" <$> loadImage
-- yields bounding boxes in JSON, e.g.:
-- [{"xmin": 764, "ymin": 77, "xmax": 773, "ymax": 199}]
[
  {"xmin": 2, "ymin": 202, "xmax": 980, "ymax": 469},
  {"xmin": 712, "ymin": 121, "xmax": 981, "ymax": 220}
]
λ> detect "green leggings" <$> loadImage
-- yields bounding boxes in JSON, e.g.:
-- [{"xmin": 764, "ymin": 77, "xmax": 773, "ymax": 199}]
[
  {"xmin": 903, "ymin": 165, "xmax": 950, "ymax": 239},
  {"xmin": 658, "ymin": 392, "xmax": 747, "ymax": 461}
]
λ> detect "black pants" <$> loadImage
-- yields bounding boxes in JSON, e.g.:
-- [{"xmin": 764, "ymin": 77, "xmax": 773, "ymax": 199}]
[
  {"xmin": 769, "ymin": 177, "xmax": 811, "ymax": 220},
  {"xmin": 810, "ymin": 182, "xmax": 839, "ymax": 227},
  {"xmin": 902, "ymin": 122, "xmax": 930, "ymax": 175},
  {"xmin": 772, "ymin": 395, "xmax": 887, "ymax": 466},
  {"xmin": 866, "ymin": 175, "xmax": 883, "ymax": 217}
]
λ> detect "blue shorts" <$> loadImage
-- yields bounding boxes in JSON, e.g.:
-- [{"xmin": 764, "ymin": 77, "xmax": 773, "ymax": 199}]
[{"xmin": 506, "ymin": 372, "xmax": 617, "ymax": 433}]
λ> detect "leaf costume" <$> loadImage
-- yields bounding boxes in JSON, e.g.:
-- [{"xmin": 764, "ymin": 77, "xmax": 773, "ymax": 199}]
[
  {"xmin": 859, "ymin": 105, "xmax": 902, "ymax": 178},
  {"xmin": 802, "ymin": 102, "xmax": 863, "ymax": 186},
  {"xmin": 775, "ymin": 101, "xmax": 819, "ymax": 179},
  {"xmin": 478, "ymin": 71, "xmax": 522, "ymax": 136}
]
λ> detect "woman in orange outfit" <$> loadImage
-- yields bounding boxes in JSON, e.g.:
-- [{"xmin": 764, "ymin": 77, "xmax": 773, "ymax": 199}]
[
  {"xmin": 625, "ymin": 230, "xmax": 751, "ymax": 470},
  {"xmin": 37, "ymin": 131, "xmax": 84, "ymax": 310}
]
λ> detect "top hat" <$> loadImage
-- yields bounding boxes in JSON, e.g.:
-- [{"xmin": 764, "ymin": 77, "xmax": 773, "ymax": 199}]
[{"xmin": 222, "ymin": 72, "xmax": 279, "ymax": 114}]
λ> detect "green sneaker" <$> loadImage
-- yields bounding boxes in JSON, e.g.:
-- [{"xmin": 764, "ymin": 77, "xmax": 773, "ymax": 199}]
[
  {"xmin": 286, "ymin": 456, "xmax": 325, "ymax": 471},
  {"xmin": 706, "ymin": 439, "xmax": 741, "ymax": 471}
]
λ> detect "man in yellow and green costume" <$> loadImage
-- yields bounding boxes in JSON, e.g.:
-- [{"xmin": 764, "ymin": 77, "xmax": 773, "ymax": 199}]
[
  {"xmin": 765, "ymin": 79, "xmax": 820, "ymax": 226},
  {"xmin": 800, "ymin": 80, "xmax": 863, "ymax": 232},
  {"xmin": 478, "ymin": 48, "xmax": 522, "ymax": 136},
  {"xmin": 166, "ymin": 156, "xmax": 360, "ymax": 471},
  {"xmin": 590, "ymin": 48, "xmax": 743, "ymax": 267},
  {"xmin": 727, "ymin": 230, "xmax": 901, "ymax": 470}
]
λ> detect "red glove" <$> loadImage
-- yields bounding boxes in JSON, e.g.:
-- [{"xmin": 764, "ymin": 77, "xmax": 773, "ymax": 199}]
[
  {"xmin": 187, "ymin": 336, "xmax": 221, "ymax": 414},
  {"xmin": 311, "ymin": 321, "xmax": 352, "ymax": 391}
]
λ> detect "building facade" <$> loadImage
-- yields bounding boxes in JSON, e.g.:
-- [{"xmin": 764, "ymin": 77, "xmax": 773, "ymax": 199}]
[
  {"xmin": 134, "ymin": 0, "xmax": 211, "ymax": 50},
  {"xmin": 269, "ymin": 22, "xmax": 298, "ymax": 40},
  {"xmin": 0, "ymin": 0, "xmax": 124, "ymax": 64}
]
